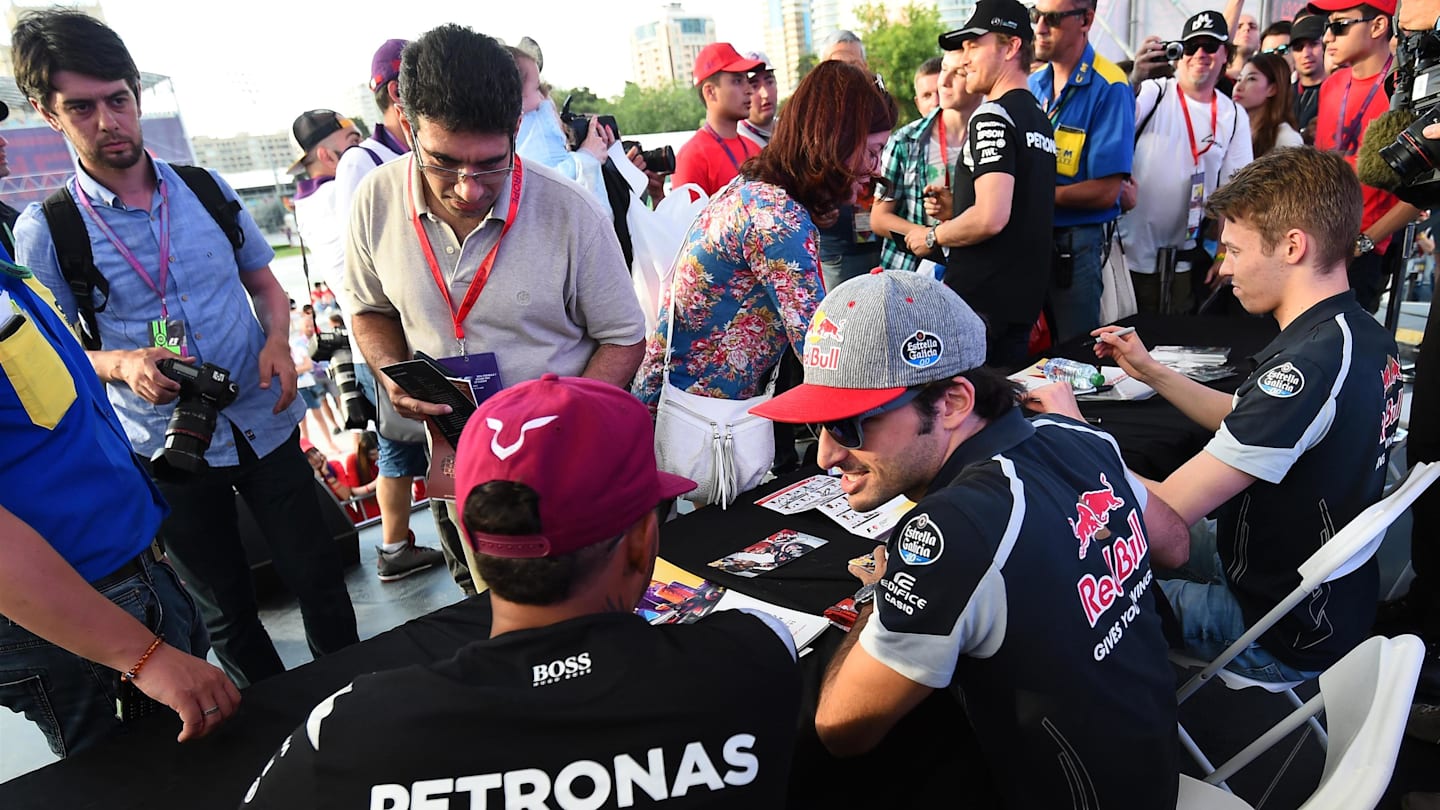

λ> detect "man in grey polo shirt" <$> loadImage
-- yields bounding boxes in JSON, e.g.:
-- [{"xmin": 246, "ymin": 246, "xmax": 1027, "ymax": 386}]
[{"xmin": 346, "ymin": 24, "xmax": 646, "ymax": 591}]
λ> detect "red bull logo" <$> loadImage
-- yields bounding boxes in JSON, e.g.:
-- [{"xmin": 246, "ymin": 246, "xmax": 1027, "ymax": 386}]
[
  {"xmin": 1069, "ymin": 472, "xmax": 1125, "ymax": 560},
  {"xmin": 806, "ymin": 310, "xmax": 845, "ymax": 344},
  {"xmin": 1382, "ymin": 355, "xmax": 1403, "ymax": 392}
]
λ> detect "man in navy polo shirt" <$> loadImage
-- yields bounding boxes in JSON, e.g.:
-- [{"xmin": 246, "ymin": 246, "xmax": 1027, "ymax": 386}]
[
  {"xmin": 1074, "ymin": 148, "xmax": 1404, "ymax": 681},
  {"xmin": 11, "ymin": 9, "xmax": 358, "ymax": 689},
  {"xmin": 752, "ymin": 269, "xmax": 1185, "ymax": 808},
  {"xmin": 0, "ymin": 262, "xmax": 238, "ymax": 757},
  {"xmin": 1028, "ymin": 0, "xmax": 1135, "ymax": 341}
]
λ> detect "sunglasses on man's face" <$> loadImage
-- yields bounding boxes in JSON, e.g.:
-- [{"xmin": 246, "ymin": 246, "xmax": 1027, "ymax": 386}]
[
  {"xmin": 822, "ymin": 387, "xmax": 924, "ymax": 450},
  {"xmin": 1326, "ymin": 16, "xmax": 1376, "ymax": 37},
  {"xmin": 1261, "ymin": 43, "xmax": 1290, "ymax": 55},
  {"xmin": 1183, "ymin": 38, "xmax": 1224, "ymax": 56},
  {"xmin": 1028, "ymin": 6, "xmax": 1088, "ymax": 27}
]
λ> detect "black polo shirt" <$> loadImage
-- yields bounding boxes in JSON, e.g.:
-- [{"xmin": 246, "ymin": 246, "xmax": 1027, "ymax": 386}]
[
  {"xmin": 860, "ymin": 407, "xmax": 1179, "ymax": 809},
  {"xmin": 944, "ymin": 89, "xmax": 1056, "ymax": 328},
  {"xmin": 241, "ymin": 611, "xmax": 800, "ymax": 810},
  {"xmin": 1203, "ymin": 290, "xmax": 1403, "ymax": 672},
  {"xmin": 1294, "ymin": 81, "xmax": 1320, "ymax": 138}
]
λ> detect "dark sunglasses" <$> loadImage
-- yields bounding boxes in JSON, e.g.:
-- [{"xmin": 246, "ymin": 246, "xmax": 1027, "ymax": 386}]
[
  {"xmin": 1325, "ymin": 16, "xmax": 1376, "ymax": 37},
  {"xmin": 1261, "ymin": 43, "xmax": 1290, "ymax": 55},
  {"xmin": 1183, "ymin": 38, "xmax": 1224, "ymax": 56},
  {"xmin": 1028, "ymin": 6, "xmax": 1088, "ymax": 27},
  {"xmin": 823, "ymin": 387, "xmax": 924, "ymax": 450}
]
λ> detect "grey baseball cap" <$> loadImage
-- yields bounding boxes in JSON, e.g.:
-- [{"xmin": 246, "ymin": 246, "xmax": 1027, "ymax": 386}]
[{"xmin": 752, "ymin": 269, "xmax": 987, "ymax": 424}]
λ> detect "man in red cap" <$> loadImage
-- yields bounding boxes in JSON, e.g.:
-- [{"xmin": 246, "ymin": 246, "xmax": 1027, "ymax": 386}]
[
  {"xmin": 243, "ymin": 374, "xmax": 801, "ymax": 808},
  {"xmin": 672, "ymin": 42, "xmax": 763, "ymax": 196},
  {"xmin": 1312, "ymin": 0, "xmax": 1419, "ymax": 312}
]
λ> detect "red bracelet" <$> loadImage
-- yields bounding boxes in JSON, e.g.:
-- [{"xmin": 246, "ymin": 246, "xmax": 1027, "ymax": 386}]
[{"xmin": 120, "ymin": 635, "xmax": 164, "ymax": 682}]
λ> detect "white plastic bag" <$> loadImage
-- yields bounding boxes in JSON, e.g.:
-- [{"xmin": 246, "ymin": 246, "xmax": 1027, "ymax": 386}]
[{"xmin": 628, "ymin": 182, "xmax": 709, "ymax": 332}]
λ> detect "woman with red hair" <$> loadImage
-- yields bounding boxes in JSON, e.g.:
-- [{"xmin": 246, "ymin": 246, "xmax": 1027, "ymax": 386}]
[{"xmin": 636, "ymin": 60, "xmax": 896, "ymax": 418}]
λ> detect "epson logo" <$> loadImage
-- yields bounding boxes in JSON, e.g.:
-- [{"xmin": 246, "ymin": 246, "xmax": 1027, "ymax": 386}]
[{"xmin": 532, "ymin": 652, "xmax": 593, "ymax": 687}]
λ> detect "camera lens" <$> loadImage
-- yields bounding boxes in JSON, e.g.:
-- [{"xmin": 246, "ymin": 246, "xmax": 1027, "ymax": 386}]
[
  {"xmin": 1164, "ymin": 41, "xmax": 1185, "ymax": 61},
  {"xmin": 328, "ymin": 350, "xmax": 375, "ymax": 430},
  {"xmin": 642, "ymin": 145, "xmax": 676, "ymax": 175},
  {"xmin": 160, "ymin": 399, "xmax": 218, "ymax": 475}
]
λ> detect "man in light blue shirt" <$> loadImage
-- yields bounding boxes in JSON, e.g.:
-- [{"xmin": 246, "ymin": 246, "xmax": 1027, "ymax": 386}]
[{"xmin": 11, "ymin": 9, "xmax": 357, "ymax": 689}]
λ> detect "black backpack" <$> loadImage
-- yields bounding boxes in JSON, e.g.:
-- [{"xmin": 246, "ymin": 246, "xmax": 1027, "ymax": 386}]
[{"xmin": 42, "ymin": 164, "xmax": 245, "ymax": 350}]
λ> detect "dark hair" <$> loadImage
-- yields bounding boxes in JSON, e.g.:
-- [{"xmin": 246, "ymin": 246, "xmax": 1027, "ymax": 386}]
[
  {"xmin": 463, "ymin": 481, "xmax": 623, "ymax": 605},
  {"xmin": 12, "ymin": 10, "xmax": 141, "ymax": 113},
  {"xmin": 994, "ymin": 33, "xmax": 1035, "ymax": 73},
  {"xmin": 1262, "ymin": 20, "xmax": 1292, "ymax": 38},
  {"xmin": 1244, "ymin": 53, "xmax": 1299, "ymax": 158},
  {"xmin": 744, "ymin": 61, "xmax": 891, "ymax": 217},
  {"xmin": 1206, "ymin": 147, "xmax": 1361, "ymax": 272},
  {"xmin": 372, "ymin": 81, "xmax": 394, "ymax": 114},
  {"xmin": 356, "ymin": 431, "xmax": 380, "ymax": 483},
  {"xmin": 399, "ymin": 25, "xmax": 520, "ymax": 136},
  {"xmin": 912, "ymin": 368, "xmax": 1023, "ymax": 430},
  {"xmin": 916, "ymin": 56, "xmax": 943, "ymax": 78}
]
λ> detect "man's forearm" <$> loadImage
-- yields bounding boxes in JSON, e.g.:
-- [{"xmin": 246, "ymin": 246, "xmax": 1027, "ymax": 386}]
[
  {"xmin": 351, "ymin": 311, "xmax": 412, "ymax": 372},
  {"xmin": 1367, "ymin": 202, "xmax": 1422, "ymax": 245},
  {"xmin": 87, "ymin": 349, "xmax": 136, "ymax": 384},
  {"xmin": 822, "ymin": 602, "xmax": 872, "ymax": 695},
  {"xmin": 1055, "ymin": 177, "xmax": 1125, "ymax": 211},
  {"xmin": 869, "ymin": 200, "xmax": 911, "ymax": 239},
  {"xmin": 1144, "ymin": 365, "xmax": 1234, "ymax": 433},
  {"xmin": 0, "ymin": 507, "xmax": 159, "ymax": 673},
  {"xmin": 934, "ymin": 205, "xmax": 1005, "ymax": 248},
  {"xmin": 581, "ymin": 340, "xmax": 645, "ymax": 388}
]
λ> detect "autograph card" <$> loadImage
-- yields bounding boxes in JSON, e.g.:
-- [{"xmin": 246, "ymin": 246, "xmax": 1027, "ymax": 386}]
[{"xmin": 708, "ymin": 530, "xmax": 828, "ymax": 578}]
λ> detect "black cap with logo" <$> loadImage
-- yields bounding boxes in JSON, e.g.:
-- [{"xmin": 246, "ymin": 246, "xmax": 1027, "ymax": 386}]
[
  {"xmin": 939, "ymin": 0, "xmax": 1033, "ymax": 51},
  {"xmin": 1181, "ymin": 10, "xmax": 1230, "ymax": 42}
]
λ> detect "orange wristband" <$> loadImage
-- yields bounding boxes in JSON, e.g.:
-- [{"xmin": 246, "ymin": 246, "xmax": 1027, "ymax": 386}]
[{"xmin": 120, "ymin": 635, "xmax": 163, "ymax": 682}]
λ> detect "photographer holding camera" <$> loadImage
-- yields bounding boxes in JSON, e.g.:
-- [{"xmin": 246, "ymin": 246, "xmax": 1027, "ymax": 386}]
[{"xmin": 11, "ymin": 10, "xmax": 358, "ymax": 689}]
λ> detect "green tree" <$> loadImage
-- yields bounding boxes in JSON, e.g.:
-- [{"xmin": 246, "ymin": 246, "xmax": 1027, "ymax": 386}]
[
  {"xmin": 854, "ymin": 2, "xmax": 947, "ymax": 127},
  {"xmin": 548, "ymin": 82, "xmax": 702, "ymax": 137}
]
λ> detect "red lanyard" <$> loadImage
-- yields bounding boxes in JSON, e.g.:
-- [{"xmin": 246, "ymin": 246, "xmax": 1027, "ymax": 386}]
[
  {"xmin": 73, "ymin": 178, "xmax": 172, "ymax": 317},
  {"xmin": 407, "ymin": 155, "xmax": 524, "ymax": 353},
  {"xmin": 1178, "ymin": 88, "xmax": 1218, "ymax": 168},
  {"xmin": 936, "ymin": 115, "xmax": 952, "ymax": 187},
  {"xmin": 703, "ymin": 124, "xmax": 754, "ymax": 171}
]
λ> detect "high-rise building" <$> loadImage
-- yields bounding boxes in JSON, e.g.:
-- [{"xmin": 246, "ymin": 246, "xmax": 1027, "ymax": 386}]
[
  {"xmin": 763, "ymin": 0, "xmax": 812, "ymax": 98},
  {"xmin": 935, "ymin": 0, "xmax": 978, "ymax": 30},
  {"xmin": 631, "ymin": 4, "xmax": 718, "ymax": 88},
  {"xmin": 191, "ymin": 131, "xmax": 296, "ymax": 175}
]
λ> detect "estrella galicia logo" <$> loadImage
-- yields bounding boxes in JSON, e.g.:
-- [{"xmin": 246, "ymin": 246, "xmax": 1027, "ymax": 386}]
[
  {"xmin": 896, "ymin": 514, "xmax": 945, "ymax": 566},
  {"xmin": 1257, "ymin": 362, "xmax": 1305, "ymax": 399},
  {"xmin": 901, "ymin": 330, "xmax": 943, "ymax": 368}
]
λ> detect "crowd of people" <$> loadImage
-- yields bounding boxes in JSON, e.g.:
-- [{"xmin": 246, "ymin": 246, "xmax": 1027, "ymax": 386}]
[{"xmin": 1, "ymin": 0, "xmax": 1438, "ymax": 807}]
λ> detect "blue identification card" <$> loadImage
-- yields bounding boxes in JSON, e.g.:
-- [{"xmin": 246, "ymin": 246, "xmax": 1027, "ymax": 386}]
[{"xmin": 435, "ymin": 352, "xmax": 504, "ymax": 406}]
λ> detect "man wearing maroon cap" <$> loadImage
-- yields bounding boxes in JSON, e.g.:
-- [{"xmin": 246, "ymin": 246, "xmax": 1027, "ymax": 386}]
[
  {"xmin": 1312, "ymin": 0, "xmax": 1420, "ymax": 311},
  {"xmin": 672, "ymin": 42, "xmax": 763, "ymax": 196},
  {"xmin": 243, "ymin": 374, "xmax": 801, "ymax": 808}
]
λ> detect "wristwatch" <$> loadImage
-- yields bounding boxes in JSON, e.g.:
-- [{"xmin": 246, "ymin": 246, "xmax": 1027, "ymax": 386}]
[
  {"xmin": 1355, "ymin": 233, "xmax": 1376, "ymax": 256},
  {"xmin": 924, "ymin": 225, "xmax": 939, "ymax": 250},
  {"xmin": 853, "ymin": 582, "xmax": 877, "ymax": 605}
]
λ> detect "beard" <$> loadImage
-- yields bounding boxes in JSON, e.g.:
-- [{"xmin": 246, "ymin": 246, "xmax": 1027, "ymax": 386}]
[{"xmin": 89, "ymin": 139, "xmax": 145, "ymax": 171}]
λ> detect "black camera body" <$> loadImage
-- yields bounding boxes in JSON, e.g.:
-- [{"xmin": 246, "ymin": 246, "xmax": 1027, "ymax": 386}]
[
  {"xmin": 620, "ymin": 140, "xmax": 677, "ymax": 175},
  {"xmin": 560, "ymin": 95, "xmax": 619, "ymax": 152},
  {"xmin": 1162, "ymin": 40, "xmax": 1185, "ymax": 61},
  {"xmin": 1379, "ymin": 29, "xmax": 1440, "ymax": 206},
  {"xmin": 310, "ymin": 328, "xmax": 349, "ymax": 362},
  {"xmin": 151, "ymin": 358, "xmax": 239, "ymax": 478}
]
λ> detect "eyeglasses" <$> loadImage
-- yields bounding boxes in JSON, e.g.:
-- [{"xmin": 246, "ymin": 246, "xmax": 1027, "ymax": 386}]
[
  {"xmin": 1028, "ymin": 7, "xmax": 1088, "ymax": 27},
  {"xmin": 1183, "ymin": 38, "xmax": 1224, "ymax": 56},
  {"xmin": 1325, "ymin": 16, "xmax": 1376, "ymax": 37},
  {"xmin": 413, "ymin": 140, "xmax": 514, "ymax": 186},
  {"xmin": 822, "ymin": 387, "xmax": 925, "ymax": 450},
  {"xmin": 1261, "ymin": 43, "xmax": 1290, "ymax": 55}
]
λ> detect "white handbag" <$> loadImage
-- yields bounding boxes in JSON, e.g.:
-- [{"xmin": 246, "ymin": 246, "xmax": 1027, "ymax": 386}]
[{"xmin": 653, "ymin": 259, "xmax": 776, "ymax": 509}]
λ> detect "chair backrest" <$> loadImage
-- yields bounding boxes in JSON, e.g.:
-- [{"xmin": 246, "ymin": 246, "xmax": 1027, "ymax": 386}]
[
  {"xmin": 1299, "ymin": 634, "xmax": 1425, "ymax": 810},
  {"xmin": 1298, "ymin": 462, "xmax": 1440, "ymax": 590}
]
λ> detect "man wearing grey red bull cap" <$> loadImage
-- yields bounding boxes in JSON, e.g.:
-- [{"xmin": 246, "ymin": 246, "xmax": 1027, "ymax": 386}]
[
  {"xmin": 753, "ymin": 269, "xmax": 1185, "ymax": 808},
  {"xmin": 245, "ymin": 374, "xmax": 801, "ymax": 807}
]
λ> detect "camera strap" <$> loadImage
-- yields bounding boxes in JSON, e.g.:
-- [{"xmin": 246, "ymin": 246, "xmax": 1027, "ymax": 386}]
[
  {"xmin": 408, "ymin": 154, "xmax": 525, "ymax": 355},
  {"xmin": 72, "ymin": 177, "xmax": 172, "ymax": 319}
]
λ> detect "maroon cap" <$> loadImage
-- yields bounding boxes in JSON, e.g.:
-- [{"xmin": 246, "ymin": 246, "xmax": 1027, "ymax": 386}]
[
  {"xmin": 455, "ymin": 374, "xmax": 695, "ymax": 559},
  {"xmin": 369, "ymin": 39, "xmax": 408, "ymax": 92},
  {"xmin": 692, "ymin": 42, "xmax": 765, "ymax": 85}
]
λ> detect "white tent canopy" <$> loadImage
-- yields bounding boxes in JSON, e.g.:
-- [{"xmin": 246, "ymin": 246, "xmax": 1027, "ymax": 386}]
[{"xmin": 1091, "ymin": 0, "xmax": 1313, "ymax": 64}]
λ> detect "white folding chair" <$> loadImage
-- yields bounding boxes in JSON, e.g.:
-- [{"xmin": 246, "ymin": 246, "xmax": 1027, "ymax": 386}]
[
  {"xmin": 1174, "ymin": 462, "xmax": 1440, "ymax": 782},
  {"xmin": 1176, "ymin": 634, "xmax": 1425, "ymax": 810}
]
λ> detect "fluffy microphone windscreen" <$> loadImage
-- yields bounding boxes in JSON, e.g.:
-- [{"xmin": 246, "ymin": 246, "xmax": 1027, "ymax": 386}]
[{"xmin": 1356, "ymin": 108, "xmax": 1418, "ymax": 192}]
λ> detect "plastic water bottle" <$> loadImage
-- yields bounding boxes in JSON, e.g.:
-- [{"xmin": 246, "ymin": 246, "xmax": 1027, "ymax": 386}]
[{"xmin": 1042, "ymin": 358, "xmax": 1106, "ymax": 390}]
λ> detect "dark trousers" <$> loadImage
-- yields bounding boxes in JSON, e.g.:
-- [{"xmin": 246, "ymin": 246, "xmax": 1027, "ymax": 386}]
[
  {"xmin": 987, "ymin": 321, "xmax": 1034, "ymax": 373},
  {"xmin": 1408, "ymin": 299, "xmax": 1440, "ymax": 639},
  {"xmin": 144, "ymin": 427, "xmax": 358, "ymax": 688}
]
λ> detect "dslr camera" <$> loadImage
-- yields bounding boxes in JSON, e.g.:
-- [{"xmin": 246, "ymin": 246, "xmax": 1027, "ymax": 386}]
[
  {"xmin": 1377, "ymin": 28, "xmax": 1440, "ymax": 206},
  {"xmin": 559, "ymin": 95, "xmax": 676, "ymax": 174},
  {"xmin": 151, "ymin": 358, "xmax": 239, "ymax": 478}
]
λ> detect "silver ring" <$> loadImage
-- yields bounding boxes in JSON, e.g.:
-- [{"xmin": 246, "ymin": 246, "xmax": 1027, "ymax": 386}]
[{"xmin": 203, "ymin": 706, "xmax": 221, "ymax": 716}]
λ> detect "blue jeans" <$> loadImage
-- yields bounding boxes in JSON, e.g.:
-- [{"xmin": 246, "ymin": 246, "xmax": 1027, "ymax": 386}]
[
  {"xmin": 820, "ymin": 244, "xmax": 882, "ymax": 292},
  {"xmin": 143, "ymin": 428, "xmax": 358, "ymax": 688},
  {"xmin": 1160, "ymin": 520, "xmax": 1320, "ymax": 683},
  {"xmin": 354, "ymin": 362, "xmax": 428, "ymax": 478},
  {"xmin": 0, "ymin": 557, "xmax": 208, "ymax": 757},
  {"xmin": 1046, "ymin": 224, "xmax": 1107, "ymax": 343}
]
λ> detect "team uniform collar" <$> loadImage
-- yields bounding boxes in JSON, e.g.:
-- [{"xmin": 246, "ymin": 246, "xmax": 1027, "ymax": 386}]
[
  {"xmin": 1250, "ymin": 290, "xmax": 1358, "ymax": 367},
  {"xmin": 929, "ymin": 406, "xmax": 1035, "ymax": 491}
]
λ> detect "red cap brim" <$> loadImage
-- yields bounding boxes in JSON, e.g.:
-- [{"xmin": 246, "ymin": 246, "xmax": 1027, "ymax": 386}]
[
  {"xmin": 1307, "ymin": 0, "xmax": 1394, "ymax": 11},
  {"xmin": 750, "ymin": 383, "xmax": 909, "ymax": 424}
]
